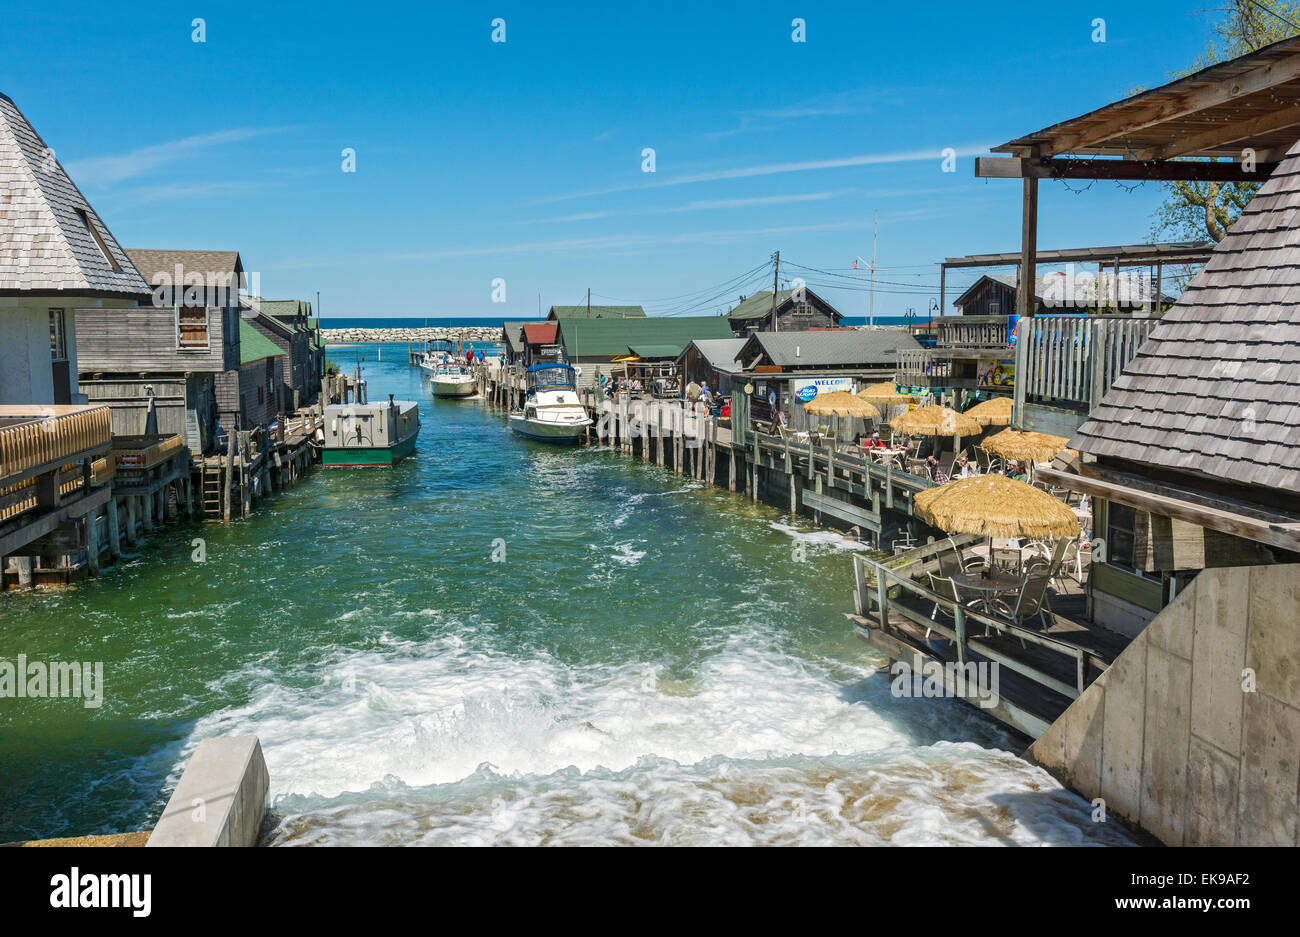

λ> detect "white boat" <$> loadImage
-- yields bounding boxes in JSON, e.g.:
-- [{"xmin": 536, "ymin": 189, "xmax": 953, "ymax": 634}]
[
  {"xmin": 421, "ymin": 357, "xmax": 478, "ymax": 397},
  {"xmin": 509, "ymin": 363, "xmax": 591, "ymax": 443}
]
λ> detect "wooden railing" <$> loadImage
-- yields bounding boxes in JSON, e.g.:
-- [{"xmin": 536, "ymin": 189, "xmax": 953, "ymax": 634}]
[
  {"xmin": 1020, "ymin": 314, "xmax": 1159, "ymax": 408},
  {"xmin": 896, "ymin": 349, "xmax": 957, "ymax": 382},
  {"xmin": 851, "ymin": 547, "xmax": 1109, "ymax": 699},
  {"xmin": 0, "ymin": 405, "xmax": 112, "ymax": 483},
  {"xmin": 934, "ymin": 315, "xmax": 1010, "ymax": 349}
]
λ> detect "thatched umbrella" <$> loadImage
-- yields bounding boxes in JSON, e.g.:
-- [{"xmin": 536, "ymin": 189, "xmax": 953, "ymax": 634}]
[
  {"xmin": 856, "ymin": 381, "xmax": 916, "ymax": 406},
  {"xmin": 964, "ymin": 396, "xmax": 1012, "ymax": 428},
  {"xmin": 802, "ymin": 391, "xmax": 881, "ymax": 421},
  {"xmin": 914, "ymin": 475, "xmax": 1081, "ymax": 540},
  {"xmin": 890, "ymin": 405, "xmax": 981, "ymax": 438},
  {"xmin": 981, "ymin": 429, "xmax": 1069, "ymax": 464}
]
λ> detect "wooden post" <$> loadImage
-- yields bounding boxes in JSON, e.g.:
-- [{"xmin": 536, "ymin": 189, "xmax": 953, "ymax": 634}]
[
  {"xmin": 125, "ymin": 496, "xmax": 138, "ymax": 545},
  {"xmin": 223, "ymin": 433, "xmax": 235, "ymax": 522},
  {"xmin": 85, "ymin": 514, "xmax": 100, "ymax": 576},
  {"xmin": 16, "ymin": 555, "xmax": 33, "ymax": 590},
  {"xmin": 1012, "ymin": 172, "xmax": 1039, "ymax": 430},
  {"xmin": 140, "ymin": 493, "xmax": 155, "ymax": 533},
  {"xmin": 106, "ymin": 497, "xmax": 121, "ymax": 561}
]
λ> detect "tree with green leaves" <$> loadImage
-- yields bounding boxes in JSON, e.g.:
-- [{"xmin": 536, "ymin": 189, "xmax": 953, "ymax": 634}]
[{"xmin": 1150, "ymin": 0, "xmax": 1300, "ymax": 242}]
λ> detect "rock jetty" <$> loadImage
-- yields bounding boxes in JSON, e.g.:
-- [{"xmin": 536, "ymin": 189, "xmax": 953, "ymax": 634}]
[{"xmin": 320, "ymin": 326, "xmax": 504, "ymax": 345}]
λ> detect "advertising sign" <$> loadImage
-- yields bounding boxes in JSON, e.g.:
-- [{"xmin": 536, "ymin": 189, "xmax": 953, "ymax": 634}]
[{"xmin": 792, "ymin": 376, "xmax": 854, "ymax": 404}]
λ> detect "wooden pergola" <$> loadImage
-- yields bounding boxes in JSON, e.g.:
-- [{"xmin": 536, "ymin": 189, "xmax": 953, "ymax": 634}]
[{"xmin": 975, "ymin": 35, "xmax": 1300, "ymax": 426}]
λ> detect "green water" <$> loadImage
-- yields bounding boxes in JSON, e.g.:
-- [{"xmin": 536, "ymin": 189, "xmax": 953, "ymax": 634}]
[{"xmin": 0, "ymin": 345, "xmax": 1132, "ymax": 845}]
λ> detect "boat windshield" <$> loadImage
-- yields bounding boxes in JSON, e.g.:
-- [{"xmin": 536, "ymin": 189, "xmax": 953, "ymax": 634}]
[{"xmin": 527, "ymin": 366, "xmax": 576, "ymax": 391}]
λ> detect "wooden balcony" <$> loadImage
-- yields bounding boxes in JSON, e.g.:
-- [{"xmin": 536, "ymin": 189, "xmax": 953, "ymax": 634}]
[{"xmin": 0, "ymin": 404, "xmax": 112, "ymax": 487}]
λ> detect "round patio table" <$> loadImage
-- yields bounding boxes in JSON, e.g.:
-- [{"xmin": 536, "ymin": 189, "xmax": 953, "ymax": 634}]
[{"xmin": 951, "ymin": 569, "xmax": 1021, "ymax": 615}]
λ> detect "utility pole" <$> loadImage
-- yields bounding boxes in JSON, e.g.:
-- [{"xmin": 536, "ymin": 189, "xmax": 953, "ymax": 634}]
[
  {"xmin": 771, "ymin": 250, "xmax": 780, "ymax": 332},
  {"xmin": 868, "ymin": 211, "xmax": 878, "ymax": 328},
  {"xmin": 587, "ymin": 287, "xmax": 591, "ymax": 318}
]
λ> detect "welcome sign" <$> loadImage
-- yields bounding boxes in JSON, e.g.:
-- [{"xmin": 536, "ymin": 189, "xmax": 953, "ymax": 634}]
[{"xmin": 792, "ymin": 377, "xmax": 854, "ymax": 404}]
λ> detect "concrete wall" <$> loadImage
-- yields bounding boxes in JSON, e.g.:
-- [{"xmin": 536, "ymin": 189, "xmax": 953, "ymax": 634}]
[
  {"xmin": 1028, "ymin": 563, "xmax": 1300, "ymax": 845},
  {"xmin": 147, "ymin": 736, "xmax": 269, "ymax": 847}
]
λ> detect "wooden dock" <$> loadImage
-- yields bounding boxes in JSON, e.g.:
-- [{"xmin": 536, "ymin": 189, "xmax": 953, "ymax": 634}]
[{"xmin": 477, "ymin": 365, "xmax": 936, "ymax": 548}]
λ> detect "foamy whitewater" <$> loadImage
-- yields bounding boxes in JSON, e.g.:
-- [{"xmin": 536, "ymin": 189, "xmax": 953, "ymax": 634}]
[{"xmin": 0, "ymin": 344, "xmax": 1134, "ymax": 846}]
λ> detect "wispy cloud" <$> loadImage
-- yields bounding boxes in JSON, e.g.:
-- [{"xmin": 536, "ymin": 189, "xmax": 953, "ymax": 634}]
[
  {"xmin": 593, "ymin": 128, "xmax": 618, "ymax": 142},
  {"xmin": 703, "ymin": 90, "xmax": 879, "ymax": 140},
  {"xmin": 97, "ymin": 180, "xmax": 268, "ymax": 206},
  {"xmin": 517, "ymin": 190, "xmax": 851, "ymax": 225},
  {"xmin": 66, "ymin": 127, "xmax": 292, "ymax": 186},
  {"xmin": 535, "ymin": 144, "xmax": 992, "ymax": 204}
]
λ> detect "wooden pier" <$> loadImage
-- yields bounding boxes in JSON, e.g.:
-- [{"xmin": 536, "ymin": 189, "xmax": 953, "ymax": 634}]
[{"xmin": 477, "ymin": 365, "xmax": 935, "ymax": 547}]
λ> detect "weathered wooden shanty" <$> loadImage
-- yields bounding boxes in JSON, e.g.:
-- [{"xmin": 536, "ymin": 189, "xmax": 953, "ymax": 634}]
[
  {"xmin": 500, "ymin": 321, "xmax": 529, "ymax": 366},
  {"xmin": 77, "ymin": 246, "xmax": 286, "ymax": 452},
  {"xmin": 726, "ymin": 286, "xmax": 845, "ymax": 336},
  {"xmin": 521, "ymin": 321, "xmax": 563, "ymax": 367},
  {"xmin": 735, "ymin": 328, "xmax": 919, "ymax": 373},
  {"xmin": 253, "ymin": 298, "xmax": 322, "ymax": 408},
  {"xmin": 677, "ymin": 338, "xmax": 747, "ymax": 396}
]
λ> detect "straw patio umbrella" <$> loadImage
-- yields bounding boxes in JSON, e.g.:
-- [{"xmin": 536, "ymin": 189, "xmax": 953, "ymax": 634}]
[
  {"xmin": 980, "ymin": 429, "xmax": 1069, "ymax": 465},
  {"xmin": 856, "ymin": 381, "xmax": 917, "ymax": 406},
  {"xmin": 802, "ymin": 391, "xmax": 880, "ymax": 443},
  {"xmin": 802, "ymin": 392, "xmax": 881, "ymax": 420},
  {"xmin": 964, "ymin": 396, "xmax": 1012, "ymax": 428},
  {"xmin": 890, "ymin": 405, "xmax": 981, "ymax": 437},
  {"xmin": 914, "ymin": 474, "xmax": 1080, "ymax": 540}
]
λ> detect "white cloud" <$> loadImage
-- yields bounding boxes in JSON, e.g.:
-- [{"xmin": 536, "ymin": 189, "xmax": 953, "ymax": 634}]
[
  {"xmin": 535, "ymin": 144, "xmax": 993, "ymax": 203},
  {"xmin": 66, "ymin": 127, "xmax": 291, "ymax": 186}
]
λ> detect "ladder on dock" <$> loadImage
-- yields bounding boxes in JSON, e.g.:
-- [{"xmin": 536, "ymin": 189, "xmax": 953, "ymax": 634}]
[{"xmin": 201, "ymin": 466, "xmax": 223, "ymax": 518}]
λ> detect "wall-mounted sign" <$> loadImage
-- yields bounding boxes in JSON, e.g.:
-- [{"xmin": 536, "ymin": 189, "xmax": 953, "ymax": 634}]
[{"xmin": 792, "ymin": 376, "xmax": 854, "ymax": 404}]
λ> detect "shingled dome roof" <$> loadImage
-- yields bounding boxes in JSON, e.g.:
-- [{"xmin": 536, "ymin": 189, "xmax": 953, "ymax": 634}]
[
  {"xmin": 0, "ymin": 92, "xmax": 149, "ymax": 296},
  {"xmin": 1071, "ymin": 138, "xmax": 1300, "ymax": 497}
]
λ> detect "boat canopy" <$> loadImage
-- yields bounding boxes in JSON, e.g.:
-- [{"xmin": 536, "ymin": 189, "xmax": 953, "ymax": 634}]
[{"xmin": 526, "ymin": 363, "xmax": 578, "ymax": 390}]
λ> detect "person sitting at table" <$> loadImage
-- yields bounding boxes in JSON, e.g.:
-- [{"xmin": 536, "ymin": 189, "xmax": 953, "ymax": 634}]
[
  {"xmin": 866, "ymin": 432, "xmax": 886, "ymax": 449},
  {"xmin": 955, "ymin": 454, "xmax": 976, "ymax": 477},
  {"xmin": 925, "ymin": 454, "xmax": 942, "ymax": 479},
  {"xmin": 1007, "ymin": 460, "xmax": 1028, "ymax": 481}
]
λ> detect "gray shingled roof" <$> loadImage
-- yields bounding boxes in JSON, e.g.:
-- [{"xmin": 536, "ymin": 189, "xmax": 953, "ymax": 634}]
[
  {"xmin": 126, "ymin": 249, "xmax": 243, "ymax": 292},
  {"xmin": 0, "ymin": 93, "xmax": 149, "ymax": 295},
  {"xmin": 685, "ymin": 337, "xmax": 748, "ymax": 372},
  {"xmin": 1071, "ymin": 139, "xmax": 1300, "ymax": 496},
  {"xmin": 739, "ymin": 329, "xmax": 920, "ymax": 368}
]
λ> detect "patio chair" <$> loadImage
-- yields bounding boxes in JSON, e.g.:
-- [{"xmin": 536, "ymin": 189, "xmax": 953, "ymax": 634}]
[{"xmin": 989, "ymin": 568, "xmax": 1055, "ymax": 630}]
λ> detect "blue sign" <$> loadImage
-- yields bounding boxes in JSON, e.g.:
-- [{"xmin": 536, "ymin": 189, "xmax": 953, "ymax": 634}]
[{"xmin": 795, "ymin": 385, "xmax": 819, "ymax": 403}]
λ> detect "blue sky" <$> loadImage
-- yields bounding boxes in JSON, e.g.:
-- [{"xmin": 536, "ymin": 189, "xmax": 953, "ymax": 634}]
[{"xmin": 3, "ymin": 1, "xmax": 1221, "ymax": 319}]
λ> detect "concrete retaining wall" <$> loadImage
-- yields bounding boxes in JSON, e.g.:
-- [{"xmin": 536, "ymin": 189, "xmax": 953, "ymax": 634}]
[
  {"xmin": 147, "ymin": 736, "xmax": 269, "ymax": 847},
  {"xmin": 1027, "ymin": 563, "xmax": 1300, "ymax": 845}
]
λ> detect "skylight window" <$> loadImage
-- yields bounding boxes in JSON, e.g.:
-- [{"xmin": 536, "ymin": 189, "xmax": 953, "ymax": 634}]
[{"xmin": 76, "ymin": 209, "xmax": 121, "ymax": 271}]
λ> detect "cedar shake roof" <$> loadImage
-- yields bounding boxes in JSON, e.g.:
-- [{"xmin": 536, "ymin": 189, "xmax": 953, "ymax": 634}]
[
  {"xmin": 0, "ymin": 92, "xmax": 149, "ymax": 296},
  {"xmin": 1071, "ymin": 139, "xmax": 1300, "ymax": 497},
  {"xmin": 126, "ymin": 248, "xmax": 243, "ymax": 293}
]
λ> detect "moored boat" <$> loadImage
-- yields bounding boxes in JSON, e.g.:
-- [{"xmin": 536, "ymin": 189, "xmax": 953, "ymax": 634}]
[
  {"xmin": 322, "ymin": 396, "xmax": 421, "ymax": 467},
  {"xmin": 509, "ymin": 363, "xmax": 591, "ymax": 443},
  {"xmin": 422, "ymin": 357, "xmax": 478, "ymax": 397}
]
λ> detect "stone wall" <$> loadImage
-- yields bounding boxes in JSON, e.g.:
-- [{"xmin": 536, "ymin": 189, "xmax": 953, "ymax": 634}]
[{"xmin": 1027, "ymin": 563, "xmax": 1300, "ymax": 845}]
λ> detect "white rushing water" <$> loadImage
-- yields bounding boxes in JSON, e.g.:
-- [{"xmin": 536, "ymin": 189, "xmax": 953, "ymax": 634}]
[{"xmin": 177, "ymin": 617, "xmax": 1132, "ymax": 847}]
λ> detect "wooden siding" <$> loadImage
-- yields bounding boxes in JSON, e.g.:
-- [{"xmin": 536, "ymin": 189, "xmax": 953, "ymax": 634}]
[{"xmin": 75, "ymin": 304, "xmax": 239, "ymax": 374}]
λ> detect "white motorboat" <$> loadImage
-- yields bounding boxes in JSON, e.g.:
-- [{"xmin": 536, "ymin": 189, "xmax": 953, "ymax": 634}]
[
  {"xmin": 509, "ymin": 363, "xmax": 591, "ymax": 443},
  {"xmin": 421, "ymin": 356, "xmax": 478, "ymax": 397}
]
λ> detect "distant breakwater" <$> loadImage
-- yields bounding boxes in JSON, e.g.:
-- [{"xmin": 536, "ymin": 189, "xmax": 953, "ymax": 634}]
[{"xmin": 321, "ymin": 326, "xmax": 503, "ymax": 345}]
